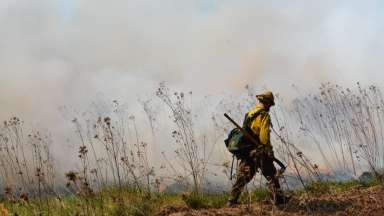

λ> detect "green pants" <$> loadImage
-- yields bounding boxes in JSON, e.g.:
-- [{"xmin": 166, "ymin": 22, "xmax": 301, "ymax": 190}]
[{"xmin": 229, "ymin": 153, "xmax": 281, "ymax": 203}]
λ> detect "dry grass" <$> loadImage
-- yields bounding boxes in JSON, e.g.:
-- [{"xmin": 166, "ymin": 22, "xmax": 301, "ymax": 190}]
[{"xmin": 0, "ymin": 82, "xmax": 383, "ymax": 215}]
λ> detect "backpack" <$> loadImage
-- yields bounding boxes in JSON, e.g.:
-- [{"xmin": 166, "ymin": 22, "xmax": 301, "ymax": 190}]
[{"xmin": 224, "ymin": 109, "xmax": 265, "ymax": 157}]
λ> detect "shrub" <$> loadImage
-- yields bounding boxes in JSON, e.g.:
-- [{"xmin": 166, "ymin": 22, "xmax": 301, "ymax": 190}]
[{"xmin": 182, "ymin": 192, "xmax": 229, "ymax": 209}]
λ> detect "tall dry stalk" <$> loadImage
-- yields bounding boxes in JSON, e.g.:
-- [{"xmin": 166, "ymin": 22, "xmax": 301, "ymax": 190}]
[
  {"xmin": 156, "ymin": 83, "xmax": 212, "ymax": 193},
  {"xmin": 66, "ymin": 100, "xmax": 155, "ymax": 193},
  {"xmin": 290, "ymin": 83, "xmax": 384, "ymax": 177},
  {"xmin": 0, "ymin": 117, "xmax": 56, "ymax": 201}
]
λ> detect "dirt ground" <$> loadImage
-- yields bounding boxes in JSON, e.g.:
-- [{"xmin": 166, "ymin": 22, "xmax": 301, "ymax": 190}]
[{"xmin": 156, "ymin": 185, "xmax": 384, "ymax": 216}]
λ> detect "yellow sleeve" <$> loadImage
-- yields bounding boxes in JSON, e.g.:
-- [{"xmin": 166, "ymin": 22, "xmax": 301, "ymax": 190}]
[{"xmin": 259, "ymin": 113, "xmax": 271, "ymax": 146}]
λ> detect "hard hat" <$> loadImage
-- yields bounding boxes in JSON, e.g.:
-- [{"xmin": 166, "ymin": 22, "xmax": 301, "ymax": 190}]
[{"xmin": 256, "ymin": 91, "xmax": 275, "ymax": 106}]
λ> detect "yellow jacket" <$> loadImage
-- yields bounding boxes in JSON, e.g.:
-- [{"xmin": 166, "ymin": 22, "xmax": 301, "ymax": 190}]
[{"xmin": 246, "ymin": 104, "xmax": 272, "ymax": 147}]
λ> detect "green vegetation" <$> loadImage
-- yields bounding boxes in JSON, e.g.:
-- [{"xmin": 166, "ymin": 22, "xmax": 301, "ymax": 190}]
[
  {"xmin": 1, "ymin": 179, "xmax": 383, "ymax": 215},
  {"xmin": 182, "ymin": 192, "xmax": 229, "ymax": 209},
  {"xmin": 0, "ymin": 186, "xmax": 271, "ymax": 215},
  {"xmin": 180, "ymin": 187, "xmax": 269, "ymax": 210},
  {"xmin": 2, "ymin": 186, "xmax": 184, "ymax": 216},
  {"xmin": 302, "ymin": 178, "xmax": 383, "ymax": 195},
  {"xmin": 245, "ymin": 187, "xmax": 270, "ymax": 202}
]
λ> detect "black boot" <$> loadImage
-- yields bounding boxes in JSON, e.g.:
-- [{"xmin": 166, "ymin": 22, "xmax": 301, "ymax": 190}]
[
  {"xmin": 273, "ymin": 193, "xmax": 290, "ymax": 206},
  {"xmin": 226, "ymin": 198, "xmax": 239, "ymax": 207}
]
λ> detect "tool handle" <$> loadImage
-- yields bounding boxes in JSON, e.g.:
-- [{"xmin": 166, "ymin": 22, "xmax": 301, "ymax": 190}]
[
  {"xmin": 224, "ymin": 113, "xmax": 287, "ymax": 172},
  {"xmin": 224, "ymin": 113, "xmax": 260, "ymax": 146}
]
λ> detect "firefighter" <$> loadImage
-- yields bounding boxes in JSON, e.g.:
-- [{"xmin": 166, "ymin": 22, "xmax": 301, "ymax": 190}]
[{"xmin": 228, "ymin": 91, "xmax": 286, "ymax": 206}]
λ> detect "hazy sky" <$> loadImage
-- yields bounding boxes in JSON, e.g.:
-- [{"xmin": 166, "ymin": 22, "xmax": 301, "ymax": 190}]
[{"xmin": 1, "ymin": 0, "xmax": 384, "ymax": 132}]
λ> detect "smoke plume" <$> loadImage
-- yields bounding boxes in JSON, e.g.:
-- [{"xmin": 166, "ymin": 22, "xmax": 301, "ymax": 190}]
[{"xmin": 1, "ymin": 0, "xmax": 384, "ymax": 171}]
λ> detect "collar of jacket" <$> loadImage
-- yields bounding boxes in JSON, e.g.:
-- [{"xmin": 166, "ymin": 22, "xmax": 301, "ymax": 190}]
[{"xmin": 255, "ymin": 103, "xmax": 269, "ymax": 112}]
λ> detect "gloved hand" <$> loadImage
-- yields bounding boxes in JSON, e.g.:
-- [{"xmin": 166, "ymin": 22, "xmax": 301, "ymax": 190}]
[
  {"xmin": 250, "ymin": 146, "xmax": 274, "ymax": 158},
  {"xmin": 263, "ymin": 145, "xmax": 274, "ymax": 158},
  {"xmin": 249, "ymin": 149, "xmax": 259, "ymax": 158}
]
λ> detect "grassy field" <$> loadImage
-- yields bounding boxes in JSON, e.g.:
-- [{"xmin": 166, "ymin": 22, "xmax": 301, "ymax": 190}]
[{"xmin": 0, "ymin": 178, "xmax": 382, "ymax": 216}]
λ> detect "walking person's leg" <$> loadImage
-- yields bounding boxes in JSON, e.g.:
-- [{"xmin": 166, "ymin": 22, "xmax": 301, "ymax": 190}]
[
  {"xmin": 228, "ymin": 157, "xmax": 256, "ymax": 206},
  {"xmin": 260, "ymin": 155, "xmax": 286, "ymax": 205}
]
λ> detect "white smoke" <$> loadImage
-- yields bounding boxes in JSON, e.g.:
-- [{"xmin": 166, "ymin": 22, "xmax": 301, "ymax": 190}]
[{"xmin": 0, "ymin": 0, "xmax": 384, "ymax": 173}]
